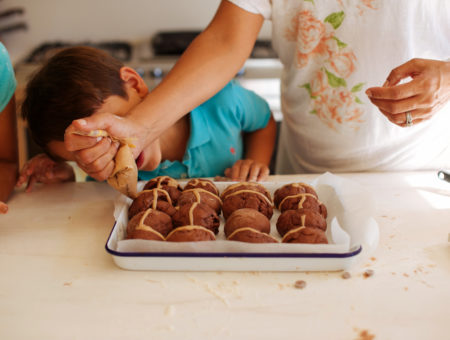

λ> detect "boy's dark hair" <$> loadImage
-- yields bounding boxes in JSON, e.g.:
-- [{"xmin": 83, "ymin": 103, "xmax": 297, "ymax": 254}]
[{"xmin": 22, "ymin": 46, "xmax": 128, "ymax": 148}]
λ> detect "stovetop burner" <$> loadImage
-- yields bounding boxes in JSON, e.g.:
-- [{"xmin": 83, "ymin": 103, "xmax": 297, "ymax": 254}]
[{"xmin": 25, "ymin": 41, "xmax": 132, "ymax": 63}]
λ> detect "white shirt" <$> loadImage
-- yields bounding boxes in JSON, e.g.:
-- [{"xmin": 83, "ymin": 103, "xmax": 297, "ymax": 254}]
[{"xmin": 228, "ymin": 0, "xmax": 450, "ymax": 173}]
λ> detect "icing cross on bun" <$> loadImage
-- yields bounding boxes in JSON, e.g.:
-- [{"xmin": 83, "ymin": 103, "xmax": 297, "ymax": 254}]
[
  {"xmin": 278, "ymin": 193, "xmax": 327, "ymax": 218},
  {"xmin": 126, "ymin": 208, "xmax": 173, "ymax": 241},
  {"xmin": 143, "ymin": 176, "xmax": 182, "ymax": 204},
  {"xmin": 222, "ymin": 189, "xmax": 273, "ymax": 220},
  {"xmin": 281, "ymin": 226, "xmax": 328, "ymax": 244},
  {"xmin": 227, "ymin": 227, "xmax": 278, "ymax": 243},
  {"xmin": 276, "ymin": 208, "xmax": 327, "ymax": 237},
  {"xmin": 128, "ymin": 188, "xmax": 176, "ymax": 219},
  {"xmin": 220, "ymin": 182, "xmax": 272, "ymax": 202},
  {"xmin": 183, "ymin": 178, "xmax": 219, "ymax": 196},
  {"xmin": 224, "ymin": 208, "xmax": 271, "ymax": 238},
  {"xmin": 177, "ymin": 188, "xmax": 222, "ymax": 215},
  {"xmin": 274, "ymin": 182, "xmax": 318, "ymax": 209},
  {"xmin": 166, "ymin": 225, "xmax": 216, "ymax": 242},
  {"xmin": 172, "ymin": 202, "xmax": 220, "ymax": 234}
]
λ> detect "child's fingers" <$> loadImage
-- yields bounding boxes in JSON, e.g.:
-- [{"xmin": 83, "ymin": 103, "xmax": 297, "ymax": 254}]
[
  {"xmin": 238, "ymin": 161, "xmax": 252, "ymax": 181},
  {"xmin": 25, "ymin": 175, "xmax": 38, "ymax": 193},
  {"xmin": 16, "ymin": 162, "xmax": 34, "ymax": 187},
  {"xmin": 230, "ymin": 161, "xmax": 243, "ymax": 180},
  {"xmin": 224, "ymin": 168, "xmax": 232, "ymax": 178},
  {"xmin": 16, "ymin": 171, "xmax": 29, "ymax": 187},
  {"xmin": 248, "ymin": 164, "xmax": 261, "ymax": 182},
  {"xmin": 0, "ymin": 202, "xmax": 8, "ymax": 214},
  {"xmin": 257, "ymin": 166, "xmax": 270, "ymax": 181}
]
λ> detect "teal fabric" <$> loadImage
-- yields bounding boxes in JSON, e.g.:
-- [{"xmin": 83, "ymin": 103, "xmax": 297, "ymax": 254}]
[
  {"xmin": 0, "ymin": 42, "xmax": 16, "ymax": 112},
  {"xmin": 138, "ymin": 80, "xmax": 271, "ymax": 180}
]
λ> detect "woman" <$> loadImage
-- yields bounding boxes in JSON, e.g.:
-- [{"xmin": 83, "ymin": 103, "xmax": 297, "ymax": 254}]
[{"xmin": 64, "ymin": 0, "xmax": 450, "ymax": 179}]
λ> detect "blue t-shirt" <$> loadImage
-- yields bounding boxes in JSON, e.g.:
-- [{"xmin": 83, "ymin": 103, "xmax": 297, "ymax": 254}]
[
  {"xmin": 0, "ymin": 42, "xmax": 16, "ymax": 112},
  {"xmin": 138, "ymin": 81, "xmax": 271, "ymax": 180}
]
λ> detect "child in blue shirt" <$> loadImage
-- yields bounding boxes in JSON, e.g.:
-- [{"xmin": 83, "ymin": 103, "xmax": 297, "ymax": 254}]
[
  {"xmin": 17, "ymin": 46, "xmax": 276, "ymax": 190},
  {"xmin": 0, "ymin": 42, "xmax": 18, "ymax": 213}
]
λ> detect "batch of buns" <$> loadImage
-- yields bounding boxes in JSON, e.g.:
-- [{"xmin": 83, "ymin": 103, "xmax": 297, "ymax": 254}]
[{"xmin": 126, "ymin": 176, "xmax": 329, "ymax": 244}]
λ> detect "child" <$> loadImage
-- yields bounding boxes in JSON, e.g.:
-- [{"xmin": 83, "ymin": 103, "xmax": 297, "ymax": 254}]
[
  {"xmin": 18, "ymin": 46, "xmax": 276, "ymax": 190},
  {"xmin": 0, "ymin": 42, "xmax": 19, "ymax": 214}
]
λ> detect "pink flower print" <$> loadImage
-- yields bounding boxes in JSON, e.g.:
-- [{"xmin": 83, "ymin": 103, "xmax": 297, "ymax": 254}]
[
  {"xmin": 329, "ymin": 50, "xmax": 356, "ymax": 78},
  {"xmin": 357, "ymin": 0, "xmax": 379, "ymax": 15},
  {"xmin": 307, "ymin": 76, "xmax": 364, "ymax": 131},
  {"xmin": 230, "ymin": 147, "xmax": 236, "ymax": 155},
  {"xmin": 296, "ymin": 11, "xmax": 326, "ymax": 54},
  {"xmin": 318, "ymin": 87, "xmax": 364, "ymax": 130},
  {"xmin": 360, "ymin": 0, "xmax": 378, "ymax": 10},
  {"xmin": 314, "ymin": 92, "xmax": 336, "ymax": 130},
  {"xmin": 285, "ymin": 10, "xmax": 329, "ymax": 68},
  {"xmin": 310, "ymin": 70, "xmax": 329, "ymax": 97}
]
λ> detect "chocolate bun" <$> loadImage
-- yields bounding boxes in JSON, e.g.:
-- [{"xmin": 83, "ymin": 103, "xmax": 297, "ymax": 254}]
[
  {"xmin": 172, "ymin": 202, "xmax": 220, "ymax": 234},
  {"xmin": 221, "ymin": 182, "xmax": 272, "ymax": 202},
  {"xmin": 227, "ymin": 227, "xmax": 278, "ymax": 243},
  {"xmin": 126, "ymin": 209, "xmax": 172, "ymax": 240},
  {"xmin": 184, "ymin": 178, "xmax": 219, "ymax": 196},
  {"xmin": 281, "ymin": 226, "xmax": 328, "ymax": 244},
  {"xmin": 274, "ymin": 183, "xmax": 318, "ymax": 209},
  {"xmin": 166, "ymin": 225, "xmax": 216, "ymax": 242},
  {"xmin": 278, "ymin": 193, "xmax": 327, "ymax": 218},
  {"xmin": 222, "ymin": 190, "xmax": 273, "ymax": 220},
  {"xmin": 224, "ymin": 208, "xmax": 271, "ymax": 238},
  {"xmin": 177, "ymin": 188, "xmax": 222, "ymax": 215},
  {"xmin": 276, "ymin": 208, "xmax": 327, "ymax": 237},
  {"xmin": 143, "ymin": 176, "xmax": 182, "ymax": 204},
  {"xmin": 128, "ymin": 189, "xmax": 176, "ymax": 219}
]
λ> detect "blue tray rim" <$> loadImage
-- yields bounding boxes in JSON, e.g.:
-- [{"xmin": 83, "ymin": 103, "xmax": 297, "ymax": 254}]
[{"xmin": 105, "ymin": 222, "xmax": 363, "ymax": 259}]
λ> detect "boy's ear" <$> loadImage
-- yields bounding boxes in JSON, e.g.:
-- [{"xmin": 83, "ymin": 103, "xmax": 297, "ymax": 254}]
[{"xmin": 119, "ymin": 66, "xmax": 148, "ymax": 98}]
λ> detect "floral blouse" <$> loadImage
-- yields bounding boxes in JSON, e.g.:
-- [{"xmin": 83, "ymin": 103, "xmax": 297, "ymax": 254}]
[{"xmin": 229, "ymin": 0, "xmax": 450, "ymax": 173}]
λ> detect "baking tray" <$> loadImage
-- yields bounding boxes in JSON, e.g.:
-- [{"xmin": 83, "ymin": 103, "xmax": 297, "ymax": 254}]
[{"xmin": 105, "ymin": 173, "xmax": 379, "ymax": 271}]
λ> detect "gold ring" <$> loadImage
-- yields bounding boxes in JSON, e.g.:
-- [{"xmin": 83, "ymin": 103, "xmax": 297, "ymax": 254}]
[{"xmin": 405, "ymin": 112, "xmax": 413, "ymax": 127}]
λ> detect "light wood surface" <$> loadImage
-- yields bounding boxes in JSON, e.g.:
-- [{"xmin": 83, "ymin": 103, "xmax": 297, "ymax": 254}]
[{"xmin": 0, "ymin": 172, "xmax": 449, "ymax": 340}]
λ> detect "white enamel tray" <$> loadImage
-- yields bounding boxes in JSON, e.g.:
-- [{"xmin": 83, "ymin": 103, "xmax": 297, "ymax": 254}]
[{"xmin": 105, "ymin": 173, "xmax": 379, "ymax": 271}]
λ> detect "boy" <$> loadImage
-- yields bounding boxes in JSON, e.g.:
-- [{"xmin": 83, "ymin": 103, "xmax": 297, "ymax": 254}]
[{"xmin": 18, "ymin": 46, "xmax": 276, "ymax": 190}]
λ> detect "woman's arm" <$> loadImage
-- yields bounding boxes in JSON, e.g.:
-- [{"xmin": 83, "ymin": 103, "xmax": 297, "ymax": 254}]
[
  {"xmin": 65, "ymin": 0, "xmax": 265, "ymax": 180},
  {"xmin": 0, "ymin": 95, "xmax": 18, "ymax": 210}
]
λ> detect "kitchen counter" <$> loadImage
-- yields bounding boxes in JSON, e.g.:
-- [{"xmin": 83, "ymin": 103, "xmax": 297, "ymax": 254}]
[{"xmin": 0, "ymin": 172, "xmax": 449, "ymax": 340}]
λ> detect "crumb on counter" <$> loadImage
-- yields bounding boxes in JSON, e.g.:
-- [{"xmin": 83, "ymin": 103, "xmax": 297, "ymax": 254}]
[
  {"xmin": 342, "ymin": 271, "xmax": 351, "ymax": 279},
  {"xmin": 363, "ymin": 269, "xmax": 374, "ymax": 278},
  {"xmin": 294, "ymin": 280, "xmax": 307, "ymax": 289}
]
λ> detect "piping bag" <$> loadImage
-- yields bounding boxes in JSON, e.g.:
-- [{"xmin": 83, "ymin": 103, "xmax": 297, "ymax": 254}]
[{"xmin": 73, "ymin": 130, "xmax": 138, "ymax": 199}]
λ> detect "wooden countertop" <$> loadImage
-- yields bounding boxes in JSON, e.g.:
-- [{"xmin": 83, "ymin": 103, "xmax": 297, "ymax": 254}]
[{"xmin": 0, "ymin": 172, "xmax": 449, "ymax": 340}]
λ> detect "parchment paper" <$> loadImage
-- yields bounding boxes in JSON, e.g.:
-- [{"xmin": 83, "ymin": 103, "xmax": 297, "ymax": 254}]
[{"xmin": 110, "ymin": 173, "xmax": 379, "ymax": 254}]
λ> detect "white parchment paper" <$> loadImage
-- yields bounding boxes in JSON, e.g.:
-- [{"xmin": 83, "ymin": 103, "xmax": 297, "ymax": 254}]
[{"xmin": 110, "ymin": 173, "xmax": 378, "ymax": 254}]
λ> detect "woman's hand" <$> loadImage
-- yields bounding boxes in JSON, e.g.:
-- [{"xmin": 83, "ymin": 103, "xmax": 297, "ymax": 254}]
[
  {"xmin": 64, "ymin": 113, "xmax": 148, "ymax": 181},
  {"xmin": 16, "ymin": 154, "xmax": 75, "ymax": 192},
  {"xmin": 366, "ymin": 58, "xmax": 450, "ymax": 127},
  {"xmin": 224, "ymin": 159, "xmax": 270, "ymax": 182}
]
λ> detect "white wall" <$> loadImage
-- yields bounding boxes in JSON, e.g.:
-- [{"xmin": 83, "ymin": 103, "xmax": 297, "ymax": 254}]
[{"xmin": 1, "ymin": 0, "xmax": 271, "ymax": 65}]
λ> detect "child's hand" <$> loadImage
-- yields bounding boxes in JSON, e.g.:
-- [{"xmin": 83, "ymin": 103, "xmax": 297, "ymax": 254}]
[
  {"xmin": 224, "ymin": 159, "xmax": 270, "ymax": 182},
  {"xmin": 0, "ymin": 201, "xmax": 8, "ymax": 214},
  {"xmin": 16, "ymin": 154, "xmax": 75, "ymax": 192}
]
